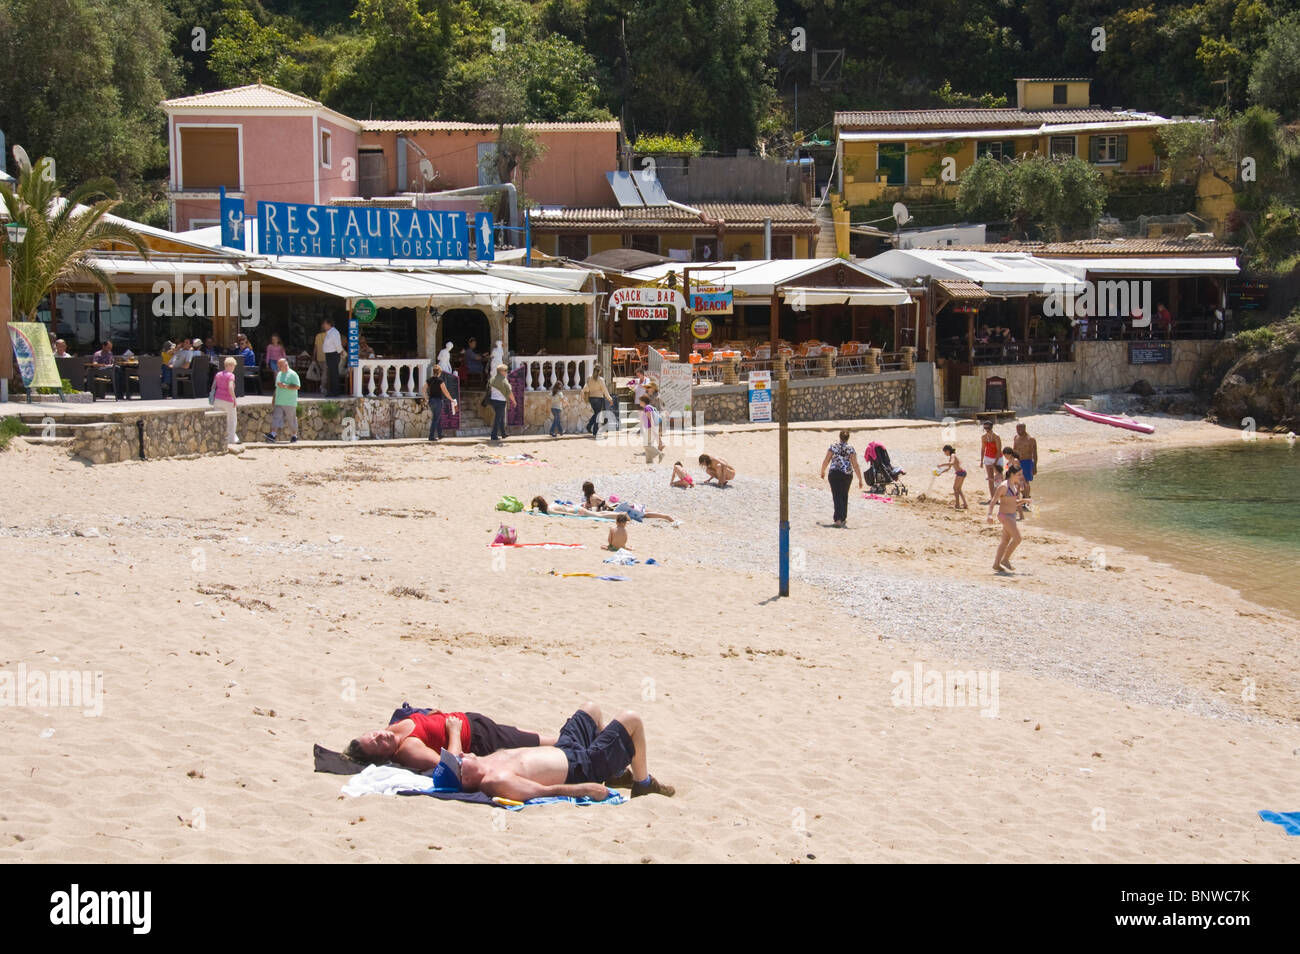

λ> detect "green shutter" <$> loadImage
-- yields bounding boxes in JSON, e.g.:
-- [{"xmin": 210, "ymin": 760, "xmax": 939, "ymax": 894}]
[
  {"xmin": 1117, "ymin": 135, "xmax": 1128, "ymax": 162},
  {"xmin": 568, "ymin": 305, "xmax": 585, "ymax": 339},
  {"xmin": 1088, "ymin": 136, "xmax": 1100, "ymax": 162},
  {"xmin": 1003, "ymin": 140, "xmax": 1014, "ymax": 159}
]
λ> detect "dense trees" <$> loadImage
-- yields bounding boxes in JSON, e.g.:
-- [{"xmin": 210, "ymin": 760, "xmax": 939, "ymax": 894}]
[{"xmin": 1, "ymin": 0, "xmax": 1297, "ymax": 234}]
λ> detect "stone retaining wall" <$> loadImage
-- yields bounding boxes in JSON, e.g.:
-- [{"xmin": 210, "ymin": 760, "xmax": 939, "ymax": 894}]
[
  {"xmin": 965, "ymin": 340, "xmax": 1218, "ymax": 409},
  {"xmin": 691, "ymin": 372, "xmax": 916, "ymax": 424},
  {"xmin": 70, "ymin": 409, "xmax": 228, "ymax": 464}
]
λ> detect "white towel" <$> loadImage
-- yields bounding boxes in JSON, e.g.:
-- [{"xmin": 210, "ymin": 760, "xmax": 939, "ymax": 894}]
[{"xmin": 340, "ymin": 763, "xmax": 433, "ymax": 797}]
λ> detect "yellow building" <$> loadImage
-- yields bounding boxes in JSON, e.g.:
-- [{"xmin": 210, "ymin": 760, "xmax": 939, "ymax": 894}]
[
  {"xmin": 835, "ymin": 78, "xmax": 1173, "ymax": 205},
  {"xmin": 528, "ymin": 203, "xmax": 819, "ymax": 262}
]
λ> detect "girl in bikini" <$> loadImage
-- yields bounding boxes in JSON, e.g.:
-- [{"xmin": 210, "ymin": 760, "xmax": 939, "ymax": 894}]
[
  {"xmin": 936, "ymin": 444, "xmax": 968, "ymax": 510},
  {"xmin": 986, "ymin": 462, "xmax": 1026, "ymax": 573},
  {"xmin": 670, "ymin": 461, "xmax": 694, "ymax": 489}
]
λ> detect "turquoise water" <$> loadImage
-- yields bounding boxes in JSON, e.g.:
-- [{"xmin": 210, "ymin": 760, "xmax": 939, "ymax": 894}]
[{"xmin": 1035, "ymin": 439, "xmax": 1300, "ymax": 618}]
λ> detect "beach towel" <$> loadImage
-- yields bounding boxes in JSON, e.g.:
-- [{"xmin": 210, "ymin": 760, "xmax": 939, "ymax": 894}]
[
  {"xmin": 526, "ymin": 510, "xmax": 610, "ymax": 522},
  {"xmin": 314, "ymin": 743, "xmax": 365, "ymax": 776},
  {"xmin": 1258, "ymin": 810, "xmax": 1300, "ymax": 835},
  {"xmin": 489, "ymin": 542, "xmax": 585, "ymax": 549},
  {"xmin": 603, "ymin": 553, "xmax": 638, "ymax": 565},
  {"xmin": 863, "ymin": 493, "xmax": 893, "ymax": 502},
  {"xmin": 342, "ymin": 763, "xmax": 624, "ymax": 810}
]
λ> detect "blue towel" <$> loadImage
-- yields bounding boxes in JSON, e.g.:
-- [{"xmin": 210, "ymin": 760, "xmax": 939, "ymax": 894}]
[
  {"xmin": 401, "ymin": 788, "xmax": 624, "ymax": 810},
  {"xmin": 1258, "ymin": 810, "xmax": 1300, "ymax": 835}
]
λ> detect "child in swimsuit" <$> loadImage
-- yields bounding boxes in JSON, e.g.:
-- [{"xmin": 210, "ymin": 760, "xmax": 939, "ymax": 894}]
[
  {"xmin": 986, "ymin": 463, "xmax": 1026, "ymax": 572},
  {"xmin": 670, "ymin": 461, "xmax": 694, "ymax": 488},
  {"xmin": 936, "ymin": 444, "xmax": 968, "ymax": 510}
]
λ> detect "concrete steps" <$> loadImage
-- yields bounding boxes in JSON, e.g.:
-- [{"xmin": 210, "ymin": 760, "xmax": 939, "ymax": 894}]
[{"xmin": 814, "ymin": 203, "xmax": 839, "ymax": 257}]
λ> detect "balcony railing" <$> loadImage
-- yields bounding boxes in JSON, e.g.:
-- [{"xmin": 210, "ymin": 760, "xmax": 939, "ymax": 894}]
[{"xmin": 512, "ymin": 355, "xmax": 596, "ymax": 391}]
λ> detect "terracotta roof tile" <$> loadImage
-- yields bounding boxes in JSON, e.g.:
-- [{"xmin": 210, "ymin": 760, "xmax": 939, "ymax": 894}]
[
  {"xmin": 834, "ymin": 108, "xmax": 1157, "ymax": 129},
  {"xmin": 361, "ymin": 120, "xmax": 621, "ymax": 133},
  {"xmin": 530, "ymin": 203, "xmax": 818, "ymax": 233},
  {"xmin": 914, "ymin": 238, "xmax": 1241, "ymax": 256}
]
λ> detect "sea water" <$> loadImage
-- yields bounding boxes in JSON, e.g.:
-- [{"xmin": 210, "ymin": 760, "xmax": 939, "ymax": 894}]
[{"xmin": 1034, "ymin": 439, "xmax": 1300, "ymax": 619}]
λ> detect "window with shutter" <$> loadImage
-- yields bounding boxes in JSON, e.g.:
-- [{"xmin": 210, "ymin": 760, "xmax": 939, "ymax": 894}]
[
  {"xmin": 1089, "ymin": 136, "xmax": 1101, "ymax": 162},
  {"xmin": 568, "ymin": 305, "xmax": 586, "ymax": 339},
  {"xmin": 1117, "ymin": 135, "xmax": 1128, "ymax": 162}
]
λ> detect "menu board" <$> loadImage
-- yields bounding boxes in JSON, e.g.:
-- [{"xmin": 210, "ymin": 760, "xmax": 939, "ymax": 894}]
[
  {"xmin": 658, "ymin": 362, "xmax": 693, "ymax": 423},
  {"xmin": 1129, "ymin": 341, "xmax": 1172, "ymax": 365},
  {"xmin": 1227, "ymin": 279, "xmax": 1269, "ymax": 311},
  {"xmin": 507, "ymin": 366, "xmax": 526, "ymax": 426}
]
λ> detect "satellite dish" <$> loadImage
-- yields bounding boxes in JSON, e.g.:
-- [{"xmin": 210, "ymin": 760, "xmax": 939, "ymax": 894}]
[
  {"xmin": 418, "ymin": 158, "xmax": 436, "ymax": 184},
  {"xmin": 892, "ymin": 202, "xmax": 911, "ymax": 226},
  {"xmin": 12, "ymin": 144, "xmax": 32, "ymax": 173}
]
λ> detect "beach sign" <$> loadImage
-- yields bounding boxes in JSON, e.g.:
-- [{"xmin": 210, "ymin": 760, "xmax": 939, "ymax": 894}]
[
  {"xmin": 7, "ymin": 322, "xmax": 62, "ymax": 390},
  {"xmin": 748, "ymin": 370, "xmax": 772, "ymax": 423},
  {"xmin": 690, "ymin": 286, "xmax": 732, "ymax": 315},
  {"xmin": 658, "ymin": 361, "xmax": 693, "ymax": 422}
]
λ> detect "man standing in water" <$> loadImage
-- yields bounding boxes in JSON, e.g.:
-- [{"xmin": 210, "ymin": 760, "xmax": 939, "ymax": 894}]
[
  {"xmin": 1013, "ymin": 423, "xmax": 1038, "ymax": 506},
  {"xmin": 979, "ymin": 420, "xmax": 1002, "ymax": 498}
]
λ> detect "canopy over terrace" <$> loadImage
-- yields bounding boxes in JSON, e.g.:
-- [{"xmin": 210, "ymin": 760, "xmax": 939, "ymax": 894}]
[{"xmin": 611, "ymin": 258, "xmax": 914, "ymax": 364}]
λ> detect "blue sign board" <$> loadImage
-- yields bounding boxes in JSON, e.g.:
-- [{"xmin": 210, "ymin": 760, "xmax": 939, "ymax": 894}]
[
  {"xmin": 257, "ymin": 201, "xmax": 486, "ymax": 260},
  {"xmin": 474, "ymin": 211, "xmax": 495, "ymax": 262},
  {"xmin": 220, "ymin": 187, "xmax": 247, "ymax": 250},
  {"xmin": 348, "ymin": 317, "xmax": 359, "ymax": 369}
]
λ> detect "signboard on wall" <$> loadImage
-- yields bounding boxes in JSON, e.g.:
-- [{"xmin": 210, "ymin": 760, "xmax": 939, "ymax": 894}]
[
  {"xmin": 627, "ymin": 306, "xmax": 671, "ymax": 321},
  {"xmin": 748, "ymin": 370, "xmax": 772, "ymax": 422},
  {"xmin": 258, "ymin": 201, "xmax": 487, "ymax": 260},
  {"xmin": 1227, "ymin": 279, "xmax": 1268, "ymax": 311},
  {"xmin": 1129, "ymin": 341, "xmax": 1172, "ymax": 365},
  {"xmin": 506, "ymin": 366, "xmax": 527, "ymax": 426}
]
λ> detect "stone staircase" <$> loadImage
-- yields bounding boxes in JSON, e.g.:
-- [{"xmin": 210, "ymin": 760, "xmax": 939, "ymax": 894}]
[
  {"xmin": 814, "ymin": 202, "xmax": 839, "ymax": 257},
  {"xmin": 451, "ymin": 390, "xmax": 494, "ymax": 437},
  {"xmin": 10, "ymin": 411, "xmax": 114, "ymax": 450}
]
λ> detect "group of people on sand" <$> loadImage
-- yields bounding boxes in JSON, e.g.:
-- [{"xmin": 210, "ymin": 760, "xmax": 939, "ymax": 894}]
[
  {"xmin": 933, "ymin": 421, "xmax": 1039, "ymax": 574},
  {"xmin": 346, "ymin": 702, "xmax": 674, "ymax": 801}
]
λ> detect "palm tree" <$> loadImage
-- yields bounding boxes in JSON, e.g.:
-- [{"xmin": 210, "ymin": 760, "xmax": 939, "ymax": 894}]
[{"xmin": 0, "ymin": 149, "xmax": 150, "ymax": 321}]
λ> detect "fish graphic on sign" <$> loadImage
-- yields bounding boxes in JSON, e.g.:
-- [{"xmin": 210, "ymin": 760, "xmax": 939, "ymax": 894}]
[
  {"xmin": 220, "ymin": 187, "xmax": 246, "ymax": 249},
  {"xmin": 475, "ymin": 212, "xmax": 495, "ymax": 262}
]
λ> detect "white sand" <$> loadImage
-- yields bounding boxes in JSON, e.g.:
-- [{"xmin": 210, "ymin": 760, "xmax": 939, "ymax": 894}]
[{"xmin": 1, "ymin": 411, "xmax": 1297, "ymax": 863}]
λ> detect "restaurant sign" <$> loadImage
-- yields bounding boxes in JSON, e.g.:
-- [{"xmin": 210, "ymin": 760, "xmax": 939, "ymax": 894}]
[
  {"xmin": 608, "ymin": 287, "xmax": 687, "ymax": 314},
  {"xmin": 257, "ymin": 201, "xmax": 489, "ymax": 261},
  {"xmin": 690, "ymin": 286, "xmax": 733, "ymax": 315},
  {"xmin": 353, "ymin": 299, "xmax": 378, "ymax": 323},
  {"xmin": 691, "ymin": 317, "xmax": 713, "ymax": 340},
  {"xmin": 627, "ymin": 306, "xmax": 672, "ymax": 321}
]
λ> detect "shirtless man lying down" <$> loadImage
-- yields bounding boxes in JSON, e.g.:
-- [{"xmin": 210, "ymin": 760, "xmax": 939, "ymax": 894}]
[{"xmin": 445, "ymin": 702, "xmax": 675, "ymax": 802}]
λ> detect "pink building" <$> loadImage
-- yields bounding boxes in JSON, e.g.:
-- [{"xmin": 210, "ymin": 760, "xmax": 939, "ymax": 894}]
[
  {"xmin": 357, "ymin": 121, "xmax": 622, "ymax": 207},
  {"xmin": 162, "ymin": 84, "xmax": 362, "ymax": 232},
  {"xmin": 162, "ymin": 84, "xmax": 623, "ymax": 234}
]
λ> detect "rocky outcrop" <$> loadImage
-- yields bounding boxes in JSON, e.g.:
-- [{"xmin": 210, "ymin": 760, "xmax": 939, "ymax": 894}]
[{"xmin": 1202, "ymin": 325, "xmax": 1300, "ymax": 430}]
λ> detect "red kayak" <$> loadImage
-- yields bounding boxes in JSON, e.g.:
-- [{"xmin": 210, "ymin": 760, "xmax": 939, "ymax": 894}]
[{"xmin": 1063, "ymin": 403, "xmax": 1155, "ymax": 434}]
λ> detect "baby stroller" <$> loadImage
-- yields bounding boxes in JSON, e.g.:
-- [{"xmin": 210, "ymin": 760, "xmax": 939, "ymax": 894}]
[{"xmin": 864, "ymin": 441, "xmax": 907, "ymax": 496}]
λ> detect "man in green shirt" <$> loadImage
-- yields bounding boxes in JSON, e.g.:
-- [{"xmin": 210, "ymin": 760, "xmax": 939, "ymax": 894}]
[{"xmin": 265, "ymin": 357, "xmax": 301, "ymax": 443}]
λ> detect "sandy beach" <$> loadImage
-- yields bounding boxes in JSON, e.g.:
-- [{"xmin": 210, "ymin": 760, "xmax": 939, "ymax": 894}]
[{"xmin": 1, "ymin": 411, "xmax": 1297, "ymax": 863}]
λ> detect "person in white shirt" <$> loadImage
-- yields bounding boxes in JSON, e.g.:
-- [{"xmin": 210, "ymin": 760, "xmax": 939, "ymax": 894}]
[{"xmin": 321, "ymin": 319, "xmax": 344, "ymax": 396}]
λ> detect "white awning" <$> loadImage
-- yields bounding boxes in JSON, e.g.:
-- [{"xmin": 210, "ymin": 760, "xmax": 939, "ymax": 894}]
[
  {"xmin": 250, "ymin": 266, "xmax": 594, "ymax": 308},
  {"xmin": 87, "ymin": 258, "xmax": 247, "ymax": 279},
  {"xmin": 778, "ymin": 287, "xmax": 912, "ymax": 306},
  {"xmin": 621, "ymin": 258, "xmax": 909, "ymax": 300},
  {"xmin": 1039, "ymin": 256, "xmax": 1239, "ymax": 278}
]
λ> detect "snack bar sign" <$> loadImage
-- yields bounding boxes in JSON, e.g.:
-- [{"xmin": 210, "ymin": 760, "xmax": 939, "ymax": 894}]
[
  {"xmin": 690, "ymin": 285, "xmax": 733, "ymax": 315},
  {"xmin": 258, "ymin": 201, "xmax": 490, "ymax": 260},
  {"xmin": 608, "ymin": 287, "xmax": 687, "ymax": 315}
]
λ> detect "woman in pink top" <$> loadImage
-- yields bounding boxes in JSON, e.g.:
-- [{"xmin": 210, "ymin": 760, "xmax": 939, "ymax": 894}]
[
  {"xmin": 212, "ymin": 356, "xmax": 240, "ymax": 444},
  {"xmin": 264, "ymin": 334, "xmax": 287, "ymax": 370}
]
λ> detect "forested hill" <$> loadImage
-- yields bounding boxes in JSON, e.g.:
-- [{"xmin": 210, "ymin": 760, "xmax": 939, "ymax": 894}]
[{"xmin": 2, "ymin": 0, "xmax": 1299, "ymax": 220}]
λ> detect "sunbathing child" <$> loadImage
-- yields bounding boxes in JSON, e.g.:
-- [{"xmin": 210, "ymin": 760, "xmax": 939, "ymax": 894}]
[
  {"xmin": 936, "ymin": 444, "xmax": 968, "ymax": 510},
  {"xmin": 670, "ymin": 461, "xmax": 694, "ymax": 488},
  {"xmin": 581, "ymin": 480, "xmax": 610, "ymax": 510},
  {"xmin": 606, "ymin": 513, "xmax": 631, "ymax": 550},
  {"xmin": 698, "ymin": 453, "xmax": 735, "ymax": 487}
]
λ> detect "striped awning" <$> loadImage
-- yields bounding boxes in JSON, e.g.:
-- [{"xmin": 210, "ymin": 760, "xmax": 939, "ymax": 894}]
[{"xmin": 934, "ymin": 279, "xmax": 990, "ymax": 301}]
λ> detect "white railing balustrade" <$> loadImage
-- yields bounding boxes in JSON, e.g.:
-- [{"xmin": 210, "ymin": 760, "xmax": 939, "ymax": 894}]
[
  {"xmin": 511, "ymin": 355, "xmax": 596, "ymax": 391},
  {"xmin": 354, "ymin": 358, "xmax": 427, "ymax": 398}
]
